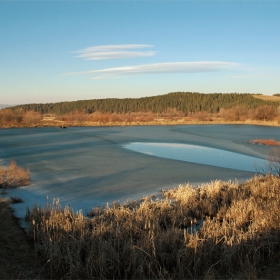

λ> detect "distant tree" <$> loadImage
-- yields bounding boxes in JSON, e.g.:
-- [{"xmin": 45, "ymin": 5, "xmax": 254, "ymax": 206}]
[{"xmin": 10, "ymin": 92, "xmax": 280, "ymax": 117}]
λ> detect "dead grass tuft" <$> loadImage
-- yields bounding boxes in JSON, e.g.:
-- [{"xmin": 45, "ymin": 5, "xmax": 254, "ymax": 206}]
[{"xmin": 0, "ymin": 161, "xmax": 30, "ymax": 188}]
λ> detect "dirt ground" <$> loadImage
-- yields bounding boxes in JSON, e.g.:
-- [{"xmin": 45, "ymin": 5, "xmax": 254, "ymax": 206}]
[{"xmin": 0, "ymin": 199, "xmax": 46, "ymax": 279}]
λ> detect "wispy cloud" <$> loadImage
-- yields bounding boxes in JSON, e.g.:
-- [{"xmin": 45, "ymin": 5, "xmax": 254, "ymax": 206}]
[
  {"xmin": 64, "ymin": 61, "xmax": 240, "ymax": 80},
  {"xmin": 73, "ymin": 44, "xmax": 156, "ymax": 60}
]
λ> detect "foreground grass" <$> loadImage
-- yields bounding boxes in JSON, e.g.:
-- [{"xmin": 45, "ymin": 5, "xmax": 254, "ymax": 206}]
[{"xmin": 26, "ymin": 174, "xmax": 280, "ymax": 279}]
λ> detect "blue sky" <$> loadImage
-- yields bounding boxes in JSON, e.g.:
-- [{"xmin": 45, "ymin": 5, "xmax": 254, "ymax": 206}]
[{"xmin": 1, "ymin": 0, "xmax": 280, "ymax": 105}]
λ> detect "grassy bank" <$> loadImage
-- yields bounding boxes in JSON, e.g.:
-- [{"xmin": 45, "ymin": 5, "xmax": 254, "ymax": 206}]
[{"xmin": 25, "ymin": 174, "xmax": 280, "ymax": 279}]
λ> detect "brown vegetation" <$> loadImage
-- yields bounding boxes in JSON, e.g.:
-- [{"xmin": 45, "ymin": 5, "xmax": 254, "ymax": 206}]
[
  {"xmin": 25, "ymin": 174, "xmax": 280, "ymax": 279},
  {"xmin": 250, "ymin": 139, "xmax": 280, "ymax": 146},
  {"xmin": 1, "ymin": 104, "xmax": 280, "ymax": 128},
  {"xmin": 217, "ymin": 105, "xmax": 278, "ymax": 122},
  {"xmin": 0, "ymin": 108, "xmax": 42, "ymax": 127},
  {"xmin": 0, "ymin": 161, "xmax": 30, "ymax": 189}
]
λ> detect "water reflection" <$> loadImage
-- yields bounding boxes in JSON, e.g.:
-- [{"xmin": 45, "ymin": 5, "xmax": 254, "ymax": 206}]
[{"xmin": 123, "ymin": 142, "xmax": 266, "ymax": 172}]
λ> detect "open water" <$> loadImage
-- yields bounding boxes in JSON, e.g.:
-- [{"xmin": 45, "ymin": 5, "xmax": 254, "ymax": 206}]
[{"xmin": 0, "ymin": 124, "xmax": 279, "ymax": 215}]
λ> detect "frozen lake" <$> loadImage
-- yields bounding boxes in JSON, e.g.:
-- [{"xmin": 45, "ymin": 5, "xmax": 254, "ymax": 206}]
[
  {"xmin": 123, "ymin": 142, "xmax": 266, "ymax": 172},
  {"xmin": 1, "ymin": 124, "xmax": 278, "ymax": 218}
]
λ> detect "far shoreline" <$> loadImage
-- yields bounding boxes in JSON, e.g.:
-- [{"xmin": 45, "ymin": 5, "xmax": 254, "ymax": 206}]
[{"xmin": 1, "ymin": 118, "xmax": 280, "ymax": 129}]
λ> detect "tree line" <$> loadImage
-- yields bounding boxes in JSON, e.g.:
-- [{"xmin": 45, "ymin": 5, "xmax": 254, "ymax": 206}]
[
  {"xmin": 10, "ymin": 92, "xmax": 280, "ymax": 115},
  {"xmin": 1, "ymin": 92, "xmax": 280, "ymax": 127}
]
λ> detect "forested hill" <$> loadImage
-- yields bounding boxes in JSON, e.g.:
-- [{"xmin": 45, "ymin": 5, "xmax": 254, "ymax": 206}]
[{"xmin": 11, "ymin": 92, "xmax": 280, "ymax": 115}]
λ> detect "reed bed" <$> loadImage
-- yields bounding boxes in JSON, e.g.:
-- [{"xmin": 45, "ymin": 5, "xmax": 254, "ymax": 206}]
[{"xmin": 26, "ymin": 175, "xmax": 280, "ymax": 279}]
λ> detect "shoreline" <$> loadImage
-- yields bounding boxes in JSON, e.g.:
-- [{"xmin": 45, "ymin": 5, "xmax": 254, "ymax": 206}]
[
  {"xmin": 1, "ymin": 118, "xmax": 280, "ymax": 129},
  {"xmin": 2, "ymin": 175, "xmax": 253, "ymax": 232}
]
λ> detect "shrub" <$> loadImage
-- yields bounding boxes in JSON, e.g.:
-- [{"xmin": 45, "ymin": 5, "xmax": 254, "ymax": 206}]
[
  {"xmin": 0, "ymin": 108, "xmax": 23, "ymax": 127},
  {"xmin": 22, "ymin": 110, "xmax": 42, "ymax": 125},
  {"xmin": 253, "ymin": 105, "xmax": 276, "ymax": 121},
  {"xmin": 222, "ymin": 106, "xmax": 248, "ymax": 121},
  {"xmin": 261, "ymin": 147, "xmax": 280, "ymax": 176},
  {"xmin": 192, "ymin": 111, "xmax": 213, "ymax": 121}
]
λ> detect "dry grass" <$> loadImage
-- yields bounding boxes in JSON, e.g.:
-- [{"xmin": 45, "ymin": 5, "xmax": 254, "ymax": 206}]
[
  {"xmin": 2, "ymin": 105, "xmax": 280, "ymax": 128},
  {"xmin": 250, "ymin": 139, "xmax": 280, "ymax": 146},
  {"xmin": 0, "ymin": 161, "xmax": 30, "ymax": 188},
  {"xmin": 252, "ymin": 94, "xmax": 280, "ymax": 101},
  {"xmin": 26, "ymin": 175, "xmax": 280, "ymax": 279}
]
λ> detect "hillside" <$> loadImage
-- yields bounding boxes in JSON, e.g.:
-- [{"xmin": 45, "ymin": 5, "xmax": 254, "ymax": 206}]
[
  {"xmin": 10, "ymin": 92, "xmax": 280, "ymax": 115},
  {"xmin": 1, "ymin": 92, "xmax": 280, "ymax": 128}
]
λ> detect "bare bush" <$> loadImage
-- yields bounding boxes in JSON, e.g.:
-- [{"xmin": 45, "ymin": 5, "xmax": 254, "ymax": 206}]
[
  {"xmin": 253, "ymin": 105, "xmax": 276, "ymax": 121},
  {"xmin": 0, "ymin": 108, "xmax": 23, "ymax": 127},
  {"xmin": 191, "ymin": 111, "xmax": 213, "ymax": 121},
  {"xmin": 22, "ymin": 110, "xmax": 42, "ymax": 125},
  {"xmin": 59, "ymin": 110, "xmax": 92, "ymax": 123},
  {"xmin": 222, "ymin": 106, "xmax": 248, "ymax": 121},
  {"xmin": 261, "ymin": 147, "xmax": 280, "ymax": 176}
]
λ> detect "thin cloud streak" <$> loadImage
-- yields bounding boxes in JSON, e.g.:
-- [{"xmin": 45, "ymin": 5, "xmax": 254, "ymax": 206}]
[
  {"xmin": 64, "ymin": 61, "xmax": 241, "ymax": 79},
  {"xmin": 74, "ymin": 44, "xmax": 156, "ymax": 60}
]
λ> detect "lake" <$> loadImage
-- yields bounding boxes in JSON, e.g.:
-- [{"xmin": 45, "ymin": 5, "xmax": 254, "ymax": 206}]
[{"xmin": 0, "ymin": 124, "xmax": 279, "ymax": 216}]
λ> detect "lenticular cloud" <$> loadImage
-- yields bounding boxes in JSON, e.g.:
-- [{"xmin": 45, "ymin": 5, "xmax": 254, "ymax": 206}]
[
  {"xmin": 64, "ymin": 61, "xmax": 240, "ymax": 79},
  {"xmin": 66, "ymin": 44, "xmax": 240, "ymax": 79},
  {"xmin": 74, "ymin": 44, "xmax": 156, "ymax": 60}
]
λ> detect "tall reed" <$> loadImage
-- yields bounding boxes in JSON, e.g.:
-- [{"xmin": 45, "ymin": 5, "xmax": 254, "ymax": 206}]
[{"xmin": 26, "ymin": 174, "xmax": 280, "ymax": 279}]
